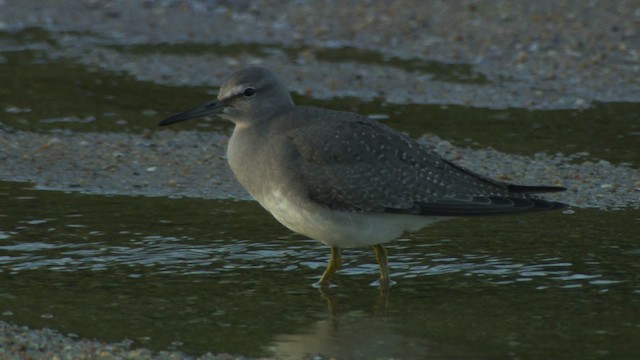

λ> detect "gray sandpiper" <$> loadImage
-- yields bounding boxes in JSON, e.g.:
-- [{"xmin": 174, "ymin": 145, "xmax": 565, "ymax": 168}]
[{"xmin": 159, "ymin": 66, "xmax": 566, "ymax": 288}]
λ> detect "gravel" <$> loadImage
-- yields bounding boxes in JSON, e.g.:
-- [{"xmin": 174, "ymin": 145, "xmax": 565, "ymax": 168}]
[
  {"xmin": 0, "ymin": 128, "xmax": 248, "ymax": 200},
  {"xmin": 1, "ymin": 0, "xmax": 639, "ymax": 109},
  {"xmin": 0, "ymin": 321, "xmax": 252, "ymax": 360}
]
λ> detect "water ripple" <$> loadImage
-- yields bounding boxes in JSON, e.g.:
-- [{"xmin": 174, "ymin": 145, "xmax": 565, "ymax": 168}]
[{"xmin": 0, "ymin": 235, "xmax": 623, "ymax": 291}]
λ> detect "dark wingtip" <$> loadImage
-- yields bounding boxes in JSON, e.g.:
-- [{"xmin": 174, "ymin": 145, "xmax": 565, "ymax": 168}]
[
  {"xmin": 387, "ymin": 196, "xmax": 569, "ymax": 216},
  {"xmin": 530, "ymin": 198, "xmax": 569, "ymax": 210},
  {"xmin": 507, "ymin": 184, "xmax": 567, "ymax": 194}
]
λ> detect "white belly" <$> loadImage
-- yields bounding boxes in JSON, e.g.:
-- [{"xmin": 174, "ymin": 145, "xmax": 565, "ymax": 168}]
[{"xmin": 256, "ymin": 189, "xmax": 451, "ymax": 248}]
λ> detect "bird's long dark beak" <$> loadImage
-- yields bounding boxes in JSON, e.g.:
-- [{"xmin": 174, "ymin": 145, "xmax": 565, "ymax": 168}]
[{"xmin": 159, "ymin": 100, "xmax": 226, "ymax": 126}]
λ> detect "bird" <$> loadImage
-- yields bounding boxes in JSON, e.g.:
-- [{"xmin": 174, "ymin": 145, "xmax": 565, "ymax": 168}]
[{"xmin": 159, "ymin": 66, "xmax": 567, "ymax": 288}]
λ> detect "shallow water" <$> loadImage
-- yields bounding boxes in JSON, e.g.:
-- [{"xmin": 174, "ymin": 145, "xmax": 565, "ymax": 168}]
[
  {"xmin": 1, "ymin": 181, "xmax": 639, "ymax": 358},
  {"xmin": 2, "ymin": 27, "xmax": 640, "ymax": 359}
]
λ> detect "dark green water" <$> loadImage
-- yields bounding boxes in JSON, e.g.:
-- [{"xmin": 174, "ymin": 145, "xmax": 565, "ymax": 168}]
[
  {"xmin": 1, "ymin": 27, "xmax": 640, "ymax": 359},
  {"xmin": 1, "ymin": 181, "xmax": 639, "ymax": 358}
]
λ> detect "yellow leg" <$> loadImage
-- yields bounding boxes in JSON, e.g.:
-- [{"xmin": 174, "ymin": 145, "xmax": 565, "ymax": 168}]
[
  {"xmin": 373, "ymin": 244, "xmax": 392, "ymax": 288},
  {"xmin": 318, "ymin": 246, "xmax": 341, "ymax": 287}
]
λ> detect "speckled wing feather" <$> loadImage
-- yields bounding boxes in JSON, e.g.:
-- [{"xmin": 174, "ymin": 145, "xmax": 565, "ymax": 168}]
[{"xmin": 286, "ymin": 109, "xmax": 565, "ymax": 215}]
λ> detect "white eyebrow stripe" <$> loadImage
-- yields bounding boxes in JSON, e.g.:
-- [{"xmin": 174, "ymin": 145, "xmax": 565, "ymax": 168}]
[{"xmin": 219, "ymin": 84, "xmax": 247, "ymax": 101}]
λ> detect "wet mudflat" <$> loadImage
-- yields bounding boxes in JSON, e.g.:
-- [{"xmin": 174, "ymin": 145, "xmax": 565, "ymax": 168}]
[{"xmin": 1, "ymin": 1, "xmax": 640, "ymax": 359}]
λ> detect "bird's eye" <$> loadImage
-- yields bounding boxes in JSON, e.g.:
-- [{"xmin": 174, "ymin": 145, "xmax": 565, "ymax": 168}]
[{"xmin": 243, "ymin": 87, "xmax": 256, "ymax": 97}]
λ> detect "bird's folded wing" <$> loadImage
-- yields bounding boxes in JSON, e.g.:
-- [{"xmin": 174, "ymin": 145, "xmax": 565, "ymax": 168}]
[{"xmin": 284, "ymin": 118, "xmax": 553, "ymax": 215}]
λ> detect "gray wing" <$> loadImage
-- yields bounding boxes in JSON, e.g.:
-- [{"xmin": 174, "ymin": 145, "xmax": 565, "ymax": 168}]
[{"xmin": 286, "ymin": 115, "xmax": 565, "ymax": 215}]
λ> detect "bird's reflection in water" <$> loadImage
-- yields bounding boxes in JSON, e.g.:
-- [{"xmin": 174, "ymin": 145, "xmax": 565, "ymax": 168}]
[
  {"xmin": 319, "ymin": 286, "xmax": 391, "ymax": 317},
  {"xmin": 265, "ymin": 286, "xmax": 463, "ymax": 359}
]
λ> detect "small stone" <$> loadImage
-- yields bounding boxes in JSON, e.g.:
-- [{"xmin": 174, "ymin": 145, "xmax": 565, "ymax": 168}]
[{"xmin": 574, "ymin": 98, "xmax": 587, "ymax": 109}]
